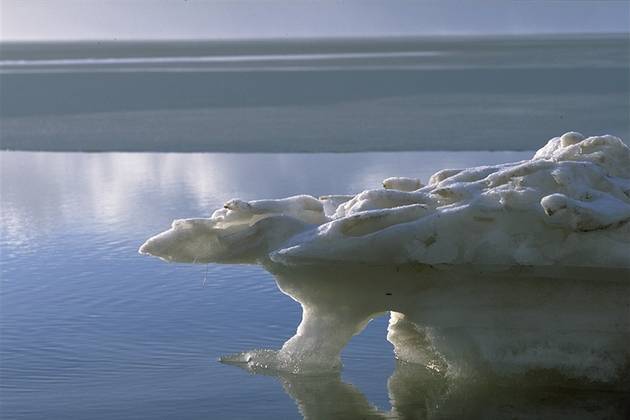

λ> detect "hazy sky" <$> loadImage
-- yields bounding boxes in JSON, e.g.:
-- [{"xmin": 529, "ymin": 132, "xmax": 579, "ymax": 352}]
[{"xmin": 2, "ymin": 0, "xmax": 629, "ymax": 41}]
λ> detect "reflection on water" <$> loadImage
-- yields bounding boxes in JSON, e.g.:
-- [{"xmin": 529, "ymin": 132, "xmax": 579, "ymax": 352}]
[
  {"xmin": 2, "ymin": 150, "xmax": 629, "ymax": 418},
  {"xmin": 229, "ymin": 360, "xmax": 630, "ymax": 419}
]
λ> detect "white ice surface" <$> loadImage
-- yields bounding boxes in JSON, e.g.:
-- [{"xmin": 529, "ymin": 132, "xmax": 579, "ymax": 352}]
[
  {"xmin": 140, "ymin": 133, "xmax": 630, "ymax": 268},
  {"xmin": 140, "ymin": 133, "xmax": 630, "ymax": 383}
]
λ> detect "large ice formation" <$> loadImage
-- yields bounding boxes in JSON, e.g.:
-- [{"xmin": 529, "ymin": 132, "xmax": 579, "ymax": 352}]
[{"xmin": 140, "ymin": 133, "xmax": 630, "ymax": 384}]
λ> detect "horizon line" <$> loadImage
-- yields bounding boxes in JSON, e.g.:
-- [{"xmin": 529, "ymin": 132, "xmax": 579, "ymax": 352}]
[{"xmin": 1, "ymin": 31, "xmax": 629, "ymax": 44}]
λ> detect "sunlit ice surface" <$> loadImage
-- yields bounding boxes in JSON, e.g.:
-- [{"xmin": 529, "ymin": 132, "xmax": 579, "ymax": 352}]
[{"xmin": 141, "ymin": 133, "xmax": 630, "ymax": 394}]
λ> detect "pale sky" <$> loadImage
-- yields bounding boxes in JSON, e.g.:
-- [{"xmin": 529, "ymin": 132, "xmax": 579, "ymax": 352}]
[{"xmin": 1, "ymin": 0, "xmax": 629, "ymax": 41}]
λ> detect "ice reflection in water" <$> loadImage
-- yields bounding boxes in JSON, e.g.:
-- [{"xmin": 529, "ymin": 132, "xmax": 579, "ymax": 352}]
[{"xmin": 228, "ymin": 360, "xmax": 630, "ymax": 419}]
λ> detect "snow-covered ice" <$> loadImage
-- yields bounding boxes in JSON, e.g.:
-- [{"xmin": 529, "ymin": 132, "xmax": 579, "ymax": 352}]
[{"xmin": 140, "ymin": 133, "xmax": 630, "ymax": 384}]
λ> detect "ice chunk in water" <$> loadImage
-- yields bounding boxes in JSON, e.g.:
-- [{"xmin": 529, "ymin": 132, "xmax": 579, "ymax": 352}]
[{"xmin": 140, "ymin": 133, "xmax": 630, "ymax": 384}]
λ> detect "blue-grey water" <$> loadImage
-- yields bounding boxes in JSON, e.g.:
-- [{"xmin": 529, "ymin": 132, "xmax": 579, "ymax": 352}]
[
  {"xmin": 1, "ymin": 35, "xmax": 628, "ymax": 152},
  {"xmin": 3, "ymin": 151, "xmax": 630, "ymax": 419}
]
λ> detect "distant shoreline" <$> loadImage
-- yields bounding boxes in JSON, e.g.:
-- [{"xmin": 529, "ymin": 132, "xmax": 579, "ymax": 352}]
[
  {"xmin": 2, "ymin": 32, "xmax": 628, "ymax": 45},
  {"xmin": 2, "ymin": 34, "xmax": 628, "ymax": 62}
]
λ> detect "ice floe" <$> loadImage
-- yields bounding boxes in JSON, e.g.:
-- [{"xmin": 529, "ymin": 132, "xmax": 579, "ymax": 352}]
[{"xmin": 140, "ymin": 133, "xmax": 630, "ymax": 384}]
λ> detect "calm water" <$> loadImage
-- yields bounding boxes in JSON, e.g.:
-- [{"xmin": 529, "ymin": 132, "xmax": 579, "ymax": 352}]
[
  {"xmin": 1, "ymin": 35, "xmax": 628, "ymax": 152},
  {"xmin": 0, "ymin": 150, "xmax": 547, "ymax": 419}
]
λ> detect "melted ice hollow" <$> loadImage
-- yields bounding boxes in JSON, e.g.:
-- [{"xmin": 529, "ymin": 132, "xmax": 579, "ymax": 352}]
[{"xmin": 140, "ymin": 133, "xmax": 630, "ymax": 383}]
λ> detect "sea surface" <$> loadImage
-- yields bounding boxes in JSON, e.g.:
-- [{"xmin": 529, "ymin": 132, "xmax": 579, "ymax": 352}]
[
  {"xmin": 2, "ymin": 150, "xmax": 630, "ymax": 419},
  {"xmin": 1, "ymin": 35, "xmax": 628, "ymax": 152}
]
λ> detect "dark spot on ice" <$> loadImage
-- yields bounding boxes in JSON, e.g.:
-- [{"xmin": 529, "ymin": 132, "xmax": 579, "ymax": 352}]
[
  {"xmin": 424, "ymin": 234, "xmax": 437, "ymax": 246},
  {"xmin": 386, "ymin": 292, "xmax": 392, "ymax": 296}
]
